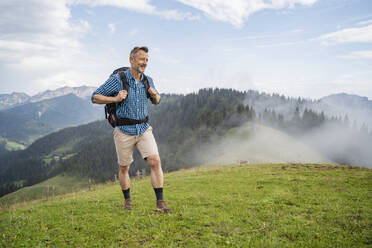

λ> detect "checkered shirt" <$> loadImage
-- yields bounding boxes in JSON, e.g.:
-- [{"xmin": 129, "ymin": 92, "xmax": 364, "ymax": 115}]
[{"xmin": 92, "ymin": 69, "xmax": 158, "ymax": 135}]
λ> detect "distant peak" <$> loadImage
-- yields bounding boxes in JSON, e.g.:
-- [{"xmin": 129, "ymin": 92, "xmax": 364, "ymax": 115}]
[
  {"xmin": 31, "ymin": 85, "xmax": 97, "ymax": 102},
  {"xmin": 322, "ymin": 93, "xmax": 369, "ymax": 100}
]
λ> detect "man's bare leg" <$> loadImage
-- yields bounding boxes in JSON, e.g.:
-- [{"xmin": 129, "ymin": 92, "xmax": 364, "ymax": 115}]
[
  {"xmin": 146, "ymin": 155, "xmax": 172, "ymax": 213},
  {"xmin": 146, "ymin": 155, "xmax": 163, "ymax": 188},
  {"xmin": 119, "ymin": 165, "xmax": 132, "ymax": 210},
  {"xmin": 119, "ymin": 165, "xmax": 130, "ymax": 189}
]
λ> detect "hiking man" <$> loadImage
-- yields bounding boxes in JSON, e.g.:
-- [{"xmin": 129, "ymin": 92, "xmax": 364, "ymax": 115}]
[{"xmin": 91, "ymin": 46, "xmax": 172, "ymax": 213}]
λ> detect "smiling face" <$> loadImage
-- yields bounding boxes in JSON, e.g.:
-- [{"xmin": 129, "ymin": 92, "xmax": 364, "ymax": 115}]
[{"xmin": 130, "ymin": 49, "xmax": 148, "ymax": 74}]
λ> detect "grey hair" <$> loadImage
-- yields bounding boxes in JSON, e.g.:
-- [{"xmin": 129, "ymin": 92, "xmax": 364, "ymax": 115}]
[{"xmin": 130, "ymin": 46, "xmax": 149, "ymax": 58}]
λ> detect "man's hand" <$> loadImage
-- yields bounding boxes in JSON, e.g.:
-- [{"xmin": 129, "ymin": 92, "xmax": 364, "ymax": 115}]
[
  {"xmin": 148, "ymin": 88, "xmax": 160, "ymax": 104},
  {"xmin": 115, "ymin": 90, "xmax": 128, "ymax": 102},
  {"xmin": 148, "ymin": 88, "xmax": 157, "ymax": 98}
]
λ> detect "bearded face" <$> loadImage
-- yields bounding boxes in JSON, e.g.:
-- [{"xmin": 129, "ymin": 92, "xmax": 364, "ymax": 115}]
[{"xmin": 130, "ymin": 50, "xmax": 148, "ymax": 74}]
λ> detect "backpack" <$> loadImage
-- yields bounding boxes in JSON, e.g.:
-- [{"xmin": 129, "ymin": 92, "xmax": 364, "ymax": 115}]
[{"xmin": 105, "ymin": 67, "xmax": 156, "ymax": 128}]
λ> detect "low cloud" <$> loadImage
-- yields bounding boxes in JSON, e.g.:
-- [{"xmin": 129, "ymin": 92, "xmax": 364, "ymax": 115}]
[{"xmin": 194, "ymin": 123, "xmax": 332, "ymax": 166}]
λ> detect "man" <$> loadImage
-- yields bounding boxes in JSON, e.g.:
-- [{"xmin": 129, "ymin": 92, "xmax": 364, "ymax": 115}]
[{"xmin": 91, "ymin": 46, "xmax": 172, "ymax": 213}]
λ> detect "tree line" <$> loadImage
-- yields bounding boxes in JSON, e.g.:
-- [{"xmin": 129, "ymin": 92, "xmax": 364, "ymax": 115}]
[{"xmin": 1, "ymin": 88, "xmax": 371, "ymax": 197}]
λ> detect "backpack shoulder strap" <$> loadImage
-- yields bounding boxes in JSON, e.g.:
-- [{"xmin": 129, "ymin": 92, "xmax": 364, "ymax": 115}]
[
  {"xmin": 143, "ymin": 75, "xmax": 157, "ymax": 104},
  {"xmin": 142, "ymin": 74, "xmax": 150, "ymax": 99},
  {"xmin": 118, "ymin": 71, "xmax": 129, "ymax": 92}
]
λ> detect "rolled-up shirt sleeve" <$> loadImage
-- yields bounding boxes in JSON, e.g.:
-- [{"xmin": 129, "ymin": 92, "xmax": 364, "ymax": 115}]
[{"xmin": 91, "ymin": 74, "xmax": 120, "ymax": 102}]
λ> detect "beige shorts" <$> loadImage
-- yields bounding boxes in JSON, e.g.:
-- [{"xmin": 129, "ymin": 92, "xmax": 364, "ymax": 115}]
[{"xmin": 113, "ymin": 126, "xmax": 159, "ymax": 166}]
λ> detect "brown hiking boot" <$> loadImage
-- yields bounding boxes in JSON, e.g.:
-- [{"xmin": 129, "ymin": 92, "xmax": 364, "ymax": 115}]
[
  {"xmin": 155, "ymin": 200, "xmax": 173, "ymax": 213},
  {"xmin": 123, "ymin": 198, "xmax": 132, "ymax": 210}
]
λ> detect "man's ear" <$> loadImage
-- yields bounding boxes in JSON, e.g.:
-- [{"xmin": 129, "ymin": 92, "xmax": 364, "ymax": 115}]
[{"xmin": 129, "ymin": 56, "xmax": 134, "ymax": 64}]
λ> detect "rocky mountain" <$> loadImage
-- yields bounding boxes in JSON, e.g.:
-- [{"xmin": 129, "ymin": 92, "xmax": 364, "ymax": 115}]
[
  {"xmin": 0, "ymin": 93, "xmax": 102, "ymax": 145},
  {"xmin": 30, "ymin": 86, "xmax": 97, "ymax": 102},
  {"xmin": 0, "ymin": 92, "xmax": 30, "ymax": 110},
  {"xmin": 0, "ymin": 86, "xmax": 97, "ymax": 110}
]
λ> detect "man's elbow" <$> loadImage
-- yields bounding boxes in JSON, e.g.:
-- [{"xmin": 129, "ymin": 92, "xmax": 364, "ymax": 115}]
[{"xmin": 91, "ymin": 95, "xmax": 98, "ymax": 104}]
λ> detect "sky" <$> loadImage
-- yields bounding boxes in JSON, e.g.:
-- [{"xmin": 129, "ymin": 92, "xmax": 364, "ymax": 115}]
[{"xmin": 0, "ymin": 0, "xmax": 371, "ymax": 99}]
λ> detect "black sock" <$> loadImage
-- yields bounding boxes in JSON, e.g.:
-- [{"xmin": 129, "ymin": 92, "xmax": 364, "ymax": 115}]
[
  {"xmin": 122, "ymin": 188, "xmax": 130, "ymax": 199},
  {"xmin": 154, "ymin": 187, "xmax": 163, "ymax": 201}
]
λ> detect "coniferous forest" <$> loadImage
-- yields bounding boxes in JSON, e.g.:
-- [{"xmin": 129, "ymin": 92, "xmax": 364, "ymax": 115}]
[{"xmin": 1, "ymin": 88, "xmax": 371, "ymax": 197}]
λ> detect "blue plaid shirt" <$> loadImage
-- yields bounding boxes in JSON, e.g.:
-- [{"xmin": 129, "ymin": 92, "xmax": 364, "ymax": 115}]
[{"xmin": 92, "ymin": 69, "xmax": 158, "ymax": 135}]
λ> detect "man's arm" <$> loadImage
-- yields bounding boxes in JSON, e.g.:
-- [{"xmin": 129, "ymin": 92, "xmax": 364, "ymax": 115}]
[
  {"xmin": 91, "ymin": 74, "xmax": 126, "ymax": 104},
  {"xmin": 148, "ymin": 88, "xmax": 161, "ymax": 104},
  {"xmin": 147, "ymin": 76, "xmax": 160, "ymax": 104},
  {"xmin": 92, "ymin": 90, "xmax": 128, "ymax": 104}
]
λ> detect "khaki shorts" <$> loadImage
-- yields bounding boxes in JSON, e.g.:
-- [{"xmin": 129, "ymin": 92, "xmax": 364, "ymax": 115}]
[{"xmin": 113, "ymin": 126, "xmax": 159, "ymax": 166}]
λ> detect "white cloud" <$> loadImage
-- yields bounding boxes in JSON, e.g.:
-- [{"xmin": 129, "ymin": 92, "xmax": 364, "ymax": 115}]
[
  {"xmin": 357, "ymin": 19, "xmax": 372, "ymax": 25},
  {"xmin": 338, "ymin": 50, "xmax": 372, "ymax": 59},
  {"xmin": 71, "ymin": 0, "xmax": 199, "ymax": 21},
  {"xmin": 176, "ymin": 0, "xmax": 317, "ymax": 28},
  {"xmin": 0, "ymin": 0, "xmax": 198, "ymax": 94},
  {"xmin": 108, "ymin": 23, "xmax": 116, "ymax": 34},
  {"xmin": 0, "ymin": 0, "xmax": 98, "ymax": 94},
  {"xmin": 256, "ymin": 40, "xmax": 306, "ymax": 48},
  {"xmin": 319, "ymin": 24, "xmax": 372, "ymax": 44}
]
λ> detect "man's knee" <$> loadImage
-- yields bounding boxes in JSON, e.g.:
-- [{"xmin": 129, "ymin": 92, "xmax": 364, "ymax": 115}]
[
  {"xmin": 146, "ymin": 155, "xmax": 161, "ymax": 168},
  {"xmin": 119, "ymin": 165, "xmax": 130, "ymax": 173}
]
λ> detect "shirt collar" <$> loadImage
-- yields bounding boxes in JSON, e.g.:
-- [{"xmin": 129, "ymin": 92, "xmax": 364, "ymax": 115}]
[{"xmin": 126, "ymin": 69, "xmax": 144, "ymax": 81}]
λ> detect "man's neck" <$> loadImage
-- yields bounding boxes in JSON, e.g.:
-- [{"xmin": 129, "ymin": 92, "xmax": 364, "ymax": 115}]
[{"xmin": 130, "ymin": 68, "xmax": 141, "ymax": 80}]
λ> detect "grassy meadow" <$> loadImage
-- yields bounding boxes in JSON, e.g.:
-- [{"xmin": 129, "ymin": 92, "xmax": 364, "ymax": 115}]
[
  {"xmin": 0, "ymin": 163, "xmax": 371, "ymax": 247},
  {"xmin": 0, "ymin": 175, "xmax": 90, "ymax": 206}
]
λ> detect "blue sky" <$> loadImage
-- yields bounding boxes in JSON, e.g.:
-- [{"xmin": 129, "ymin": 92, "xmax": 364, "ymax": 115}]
[{"xmin": 0, "ymin": 0, "xmax": 371, "ymax": 99}]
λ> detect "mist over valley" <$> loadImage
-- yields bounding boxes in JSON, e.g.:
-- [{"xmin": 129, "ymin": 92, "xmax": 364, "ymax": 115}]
[{"xmin": 0, "ymin": 87, "xmax": 371, "ymax": 199}]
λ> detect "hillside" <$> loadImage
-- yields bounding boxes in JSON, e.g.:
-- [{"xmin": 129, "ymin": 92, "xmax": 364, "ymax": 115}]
[
  {"xmin": 0, "ymin": 123, "xmax": 332, "ymax": 205},
  {"xmin": 312, "ymin": 93, "xmax": 372, "ymax": 127},
  {"xmin": 0, "ymin": 93, "xmax": 102, "ymax": 145},
  {"xmin": 1, "ymin": 163, "xmax": 371, "ymax": 247},
  {"xmin": 0, "ymin": 120, "xmax": 111, "ymax": 196},
  {"xmin": 1, "ymin": 88, "xmax": 372, "ymax": 199},
  {"xmin": 0, "ymin": 175, "xmax": 90, "ymax": 206}
]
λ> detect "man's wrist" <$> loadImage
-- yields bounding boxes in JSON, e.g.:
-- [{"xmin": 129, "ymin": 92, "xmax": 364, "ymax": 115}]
[{"xmin": 113, "ymin": 96, "xmax": 122, "ymax": 103}]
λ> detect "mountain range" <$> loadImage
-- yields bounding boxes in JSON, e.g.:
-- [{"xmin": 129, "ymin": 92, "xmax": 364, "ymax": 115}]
[
  {"xmin": 0, "ymin": 87, "xmax": 371, "ymax": 199},
  {"xmin": 0, "ymin": 86, "xmax": 97, "ymax": 110},
  {"xmin": 0, "ymin": 86, "xmax": 102, "ymax": 146}
]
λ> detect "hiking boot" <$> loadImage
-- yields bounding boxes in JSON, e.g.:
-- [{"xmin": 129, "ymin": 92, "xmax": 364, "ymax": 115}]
[
  {"xmin": 123, "ymin": 198, "xmax": 132, "ymax": 210},
  {"xmin": 155, "ymin": 200, "xmax": 173, "ymax": 213}
]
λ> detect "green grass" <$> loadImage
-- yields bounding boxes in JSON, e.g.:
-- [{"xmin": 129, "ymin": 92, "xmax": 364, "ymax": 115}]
[
  {"xmin": 0, "ymin": 137, "xmax": 25, "ymax": 151},
  {"xmin": 0, "ymin": 163, "xmax": 371, "ymax": 247},
  {"xmin": 50, "ymin": 138, "xmax": 82, "ymax": 156},
  {"xmin": 0, "ymin": 175, "xmax": 90, "ymax": 206}
]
